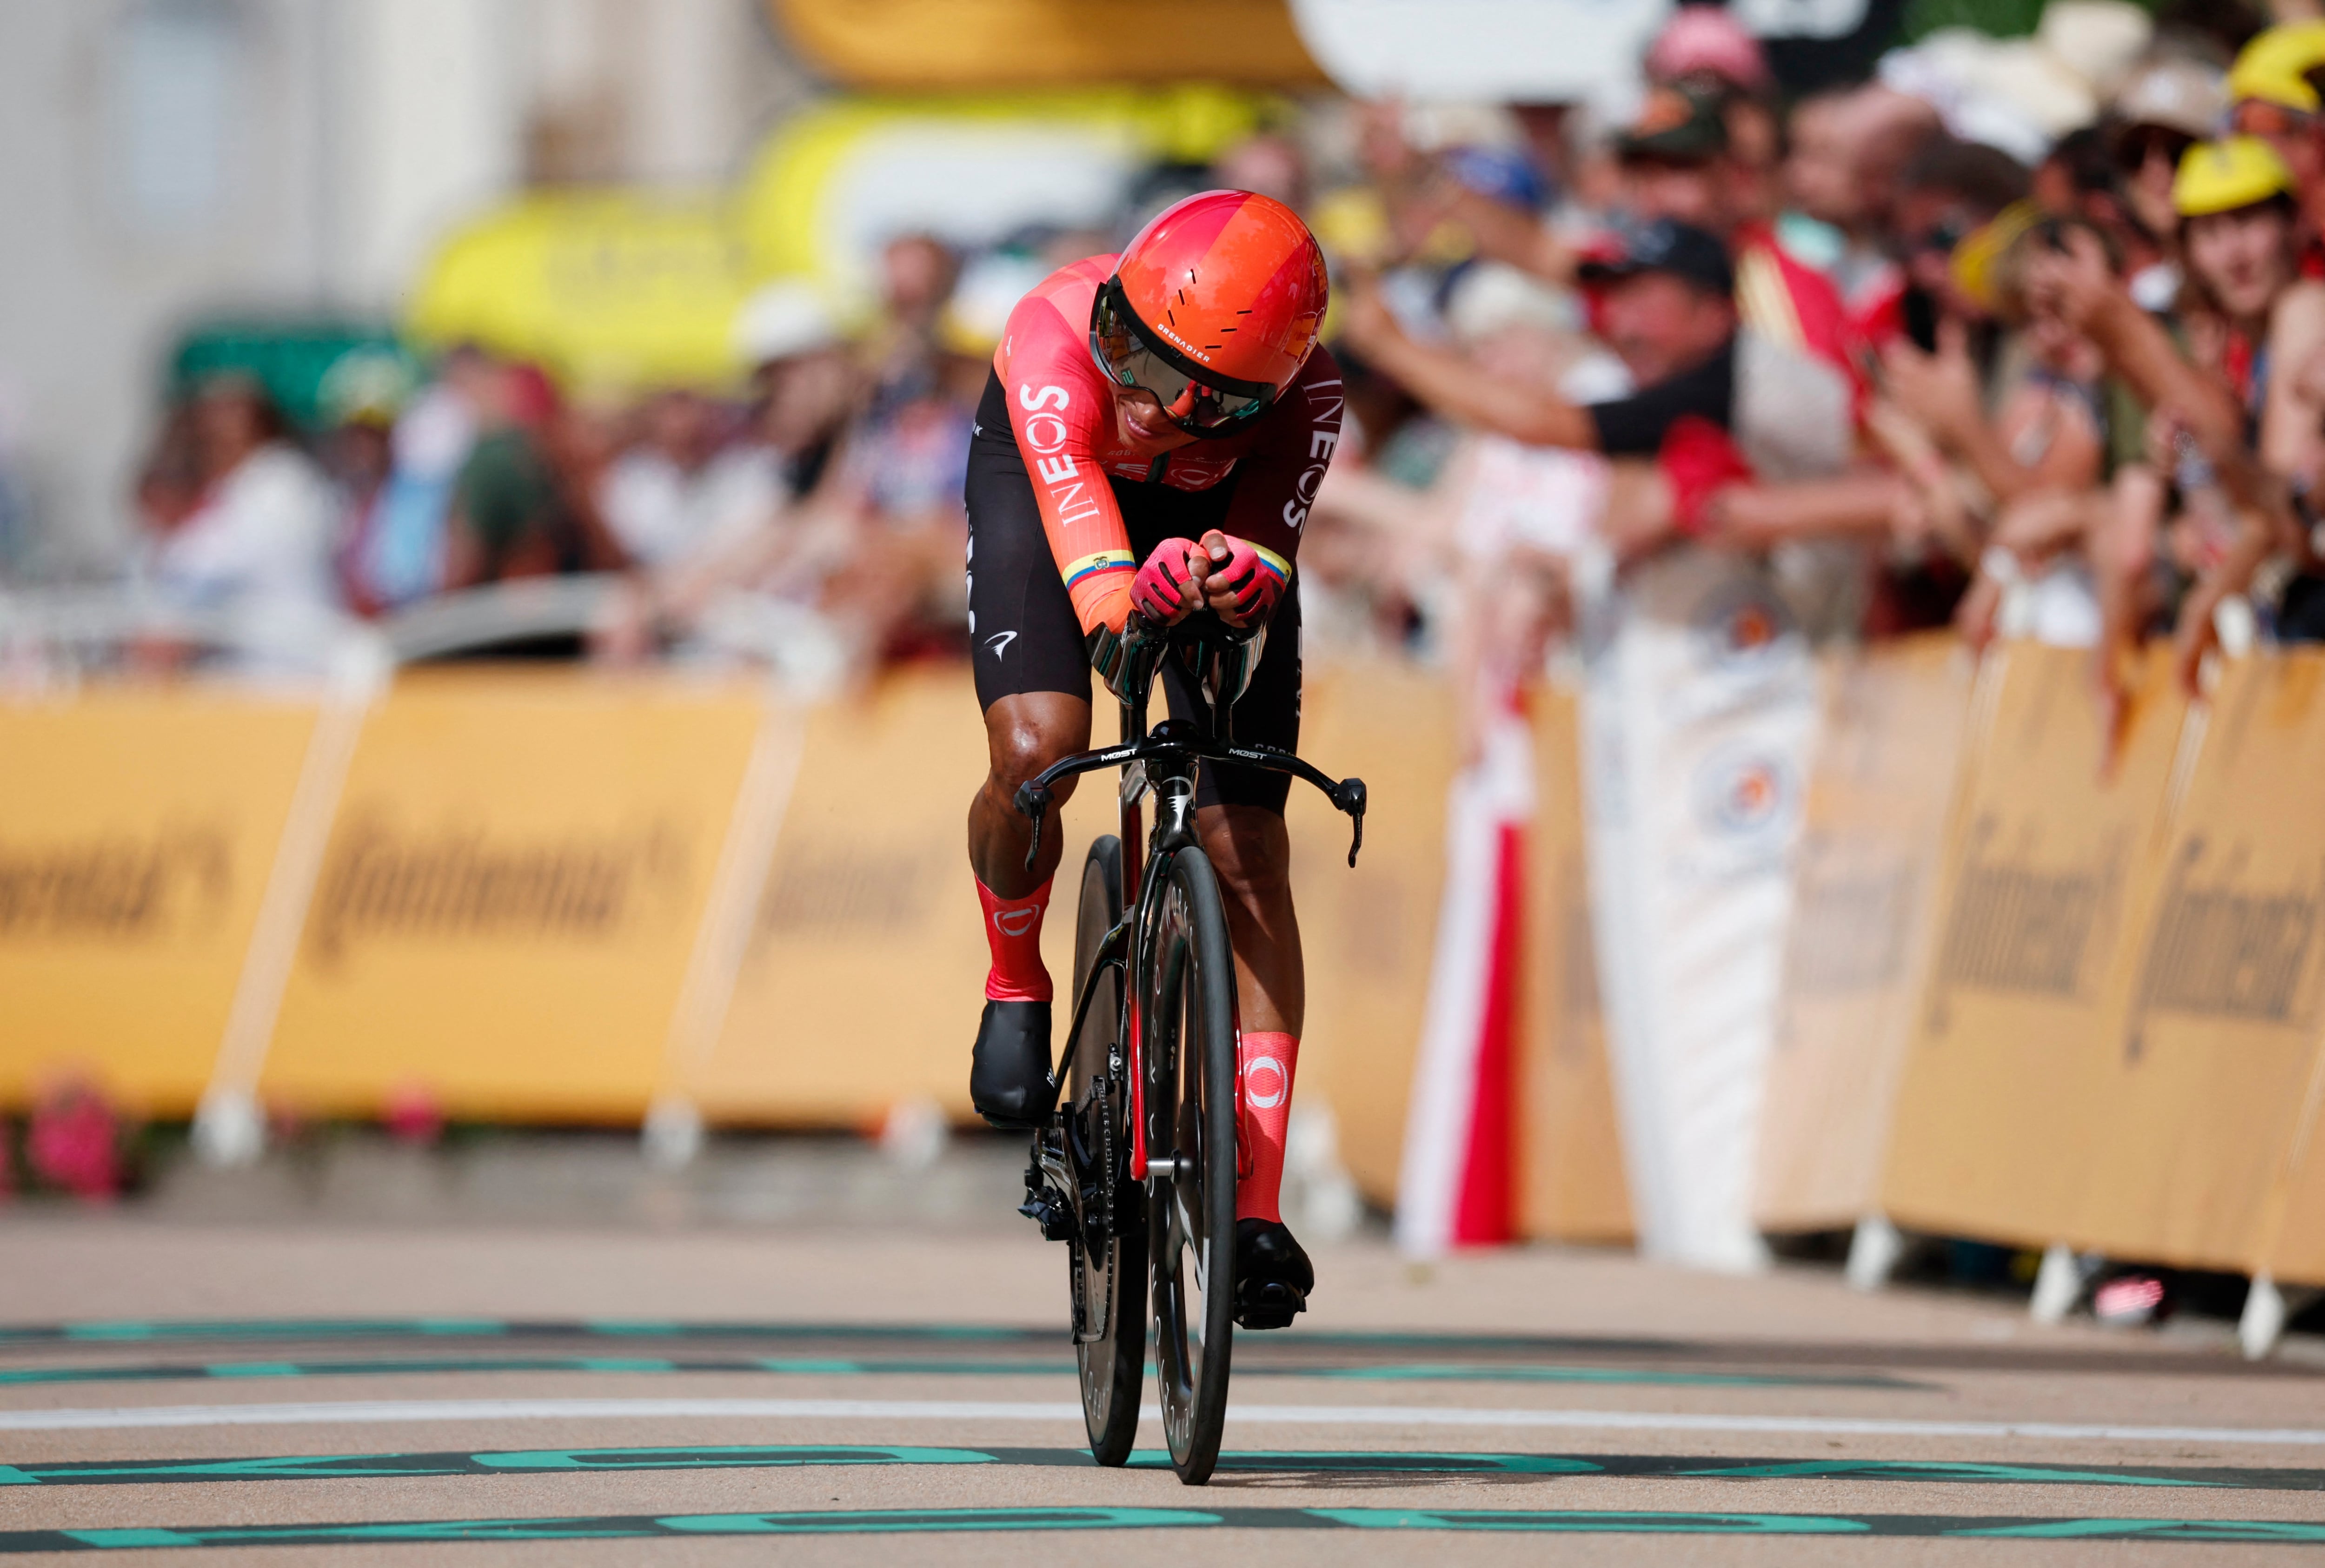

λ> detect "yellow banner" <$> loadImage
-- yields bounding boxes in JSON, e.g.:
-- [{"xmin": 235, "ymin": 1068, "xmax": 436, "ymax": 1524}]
[
  {"xmin": 771, "ymin": 0, "xmax": 1327, "ymax": 88},
  {"xmin": 1879, "ymin": 642, "xmax": 2189, "ymax": 1248},
  {"xmin": 407, "ymin": 193, "xmax": 754, "ymax": 393},
  {"xmin": 0, "ymin": 691, "xmax": 319, "ymax": 1116},
  {"xmin": 1756, "ymin": 635, "xmax": 1972, "ymax": 1231},
  {"xmin": 1521, "ymin": 678, "xmax": 1631, "ymax": 1243},
  {"xmin": 2062, "ymin": 651, "xmax": 2325, "ymax": 1270},
  {"xmin": 262, "ymin": 672, "xmax": 763, "ymax": 1121}
]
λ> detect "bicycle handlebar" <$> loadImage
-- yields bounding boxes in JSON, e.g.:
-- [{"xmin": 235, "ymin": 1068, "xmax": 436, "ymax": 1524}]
[{"xmin": 1013, "ymin": 725, "xmax": 1366, "ymax": 874}]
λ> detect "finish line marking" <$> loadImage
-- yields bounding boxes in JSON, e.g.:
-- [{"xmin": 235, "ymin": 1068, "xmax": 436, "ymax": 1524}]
[
  {"xmin": 0, "ymin": 1356, "xmax": 1908, "ymax": 1392},
  {"xmin": 6, "ymin": 1506, "xmax": 2325, "ymax": 1549},
  {"xmin": 4, "ymin": 1398, "xmax": 2325, "ymax": 1447},
  {"xmin": 7, "ymin": 1443, "xmax": 2321, "ymax": 1491}
]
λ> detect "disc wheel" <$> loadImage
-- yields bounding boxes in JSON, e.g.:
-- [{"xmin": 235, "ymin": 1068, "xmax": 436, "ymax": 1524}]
[
  {"xmin": 1066, "ymin": 835, "xmax": 1145, "ymax": 1466},
  {"xmin": 1146, "ymin": 846, "xmax": 1240, "ymax": 1484}
]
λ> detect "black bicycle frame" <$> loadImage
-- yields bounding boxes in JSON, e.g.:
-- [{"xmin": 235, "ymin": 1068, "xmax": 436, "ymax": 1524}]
[{"xmin": 1013, "ymin": 616, "xmax": 1366, "ymax": 1176}]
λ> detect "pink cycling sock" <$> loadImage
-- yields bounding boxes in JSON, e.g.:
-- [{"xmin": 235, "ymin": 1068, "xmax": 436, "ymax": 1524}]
[
  {"xmin": 1235, "ymin": 1031, "xmax": 1300, "ymax": 1224},
  {"xmin": 977, "ymin": 876, "xmax": 1054, "ymax": 1002}
]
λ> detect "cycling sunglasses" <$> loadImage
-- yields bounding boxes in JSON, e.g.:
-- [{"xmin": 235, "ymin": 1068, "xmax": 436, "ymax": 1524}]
[{"xmin": 1090, "ymin": 276, "xmax": 1277, "ymax": 437}]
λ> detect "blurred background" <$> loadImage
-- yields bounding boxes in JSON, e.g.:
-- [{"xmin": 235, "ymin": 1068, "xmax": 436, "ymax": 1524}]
[{"xmin": 8, "ymin": 0, "xmax": 2325, "ymax": 1356}]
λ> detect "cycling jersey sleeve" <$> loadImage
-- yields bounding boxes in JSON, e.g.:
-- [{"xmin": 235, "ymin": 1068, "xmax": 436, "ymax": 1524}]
[
  {"xmin": 1215, "ymin": 346, "xmax": 1344, "ymax": 608},
  {"xmin": 995, "ymin": 260, "xmax": 1138, "ymax": 636}
]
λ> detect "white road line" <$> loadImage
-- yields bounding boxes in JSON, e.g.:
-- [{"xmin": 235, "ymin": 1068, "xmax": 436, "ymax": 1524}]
[{"xmin": 1, "ymin": 1398, "xmax": 2322, "ymax": 1447}]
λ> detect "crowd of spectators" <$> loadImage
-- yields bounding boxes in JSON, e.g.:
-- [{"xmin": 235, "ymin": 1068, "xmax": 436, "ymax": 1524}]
[{"xmin": 106, "ymin": 0, "xmax": 2325, "ymax": 728}]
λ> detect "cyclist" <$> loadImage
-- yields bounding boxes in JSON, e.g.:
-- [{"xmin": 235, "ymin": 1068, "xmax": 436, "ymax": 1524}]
[{"xmin": 962, "ymin": 189, "xmax": 1342, "ymax": 1329}]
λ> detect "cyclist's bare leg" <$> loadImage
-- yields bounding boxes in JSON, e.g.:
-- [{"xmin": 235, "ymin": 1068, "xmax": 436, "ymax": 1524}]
[
  {"xmin": 969, "ymin": 691, "xmax": 1092, "ymax": 899},
  {"xmin": 1197, "ymin": 803, "xmax": 1303, "ymax": 1037}
]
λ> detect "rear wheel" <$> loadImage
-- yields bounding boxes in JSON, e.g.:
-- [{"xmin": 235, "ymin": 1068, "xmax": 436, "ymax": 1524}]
[
  {"xmin": 1066, "ymin": 835, "xmax": 1145, "ymax": 1466},
  {"xmin": 1146, "ymin": 847, "xmax": 1240, "ymax": 1484}
]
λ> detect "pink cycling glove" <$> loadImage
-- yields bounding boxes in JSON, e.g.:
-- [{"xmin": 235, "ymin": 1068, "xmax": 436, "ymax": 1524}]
[
  {"xmin": 1131, "ymin": 538, "xmax": 1203, "ymax": 623},
  {"xmin": 1204, "ymin": 536, "xmax": 1285, "ymax": 623}
]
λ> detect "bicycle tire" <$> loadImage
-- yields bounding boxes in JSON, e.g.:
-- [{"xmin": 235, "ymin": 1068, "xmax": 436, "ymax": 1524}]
[
  {"xmin": 1145, "ymin": 845, "xmax": 1239, "ymax": 1484},
  {"xmin": 1067, "ymin": 834, "xmax": 1145, "ymax": 1465}
]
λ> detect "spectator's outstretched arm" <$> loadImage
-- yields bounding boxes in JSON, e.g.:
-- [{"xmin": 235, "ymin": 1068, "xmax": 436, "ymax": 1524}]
[
  {"xmin": 2028, "ymin": 231, "xmax": 2257, "ymax": 503},
  {"xmin": 1338, "ymin": 274, "xmax": 1598, "ymax": 449},
  {"xmin": 1700, "ymin": 470, "xmax": 1917, "ymax": 549},
  {"xmin": 1882, "ymin": 318, "xmax": 2102, "ymax": 506}
]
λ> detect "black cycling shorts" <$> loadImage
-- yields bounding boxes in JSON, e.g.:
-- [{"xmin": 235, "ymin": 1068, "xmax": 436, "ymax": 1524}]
[{"xmin": 963, "ymin": 371, "xmax": 1300, "ymax": 814}]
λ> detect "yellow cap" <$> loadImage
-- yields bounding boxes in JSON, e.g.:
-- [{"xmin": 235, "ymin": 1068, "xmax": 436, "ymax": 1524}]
[
  {"xmin": 1950, "ymin": 201, "xmax": 2040, "ymax": 315},
  {"xmin": 2227, "ymin": 21, "xmax": 2325, "ymax": 112},
  {"xmin": 2173, "ymin": 135, "xmax": 2294, "ymax": 218}
]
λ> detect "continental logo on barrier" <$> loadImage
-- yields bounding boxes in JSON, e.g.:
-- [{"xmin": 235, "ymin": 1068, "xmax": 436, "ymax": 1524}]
[
  {"xmin": 1789, "ymin": 850, "xmax": 1914, "ymax": 995},
  {"xmin": 0, "ymin": 829, "xmax": 232, "ymax": 942},
  {"xmin": 757, "ymin": 847, "xmax": 937, "ymax": 940},
  {"xmin": 2125, "ymin": 838, "xmax": 2325, "ymax": 1059},
  {"xmin": 1926, "ymin": 815, "xmax": 2122, "ymax": 1032},
  {"xmin": 305, "ymin": 814, "xmax": 690, "ymax": 966}
]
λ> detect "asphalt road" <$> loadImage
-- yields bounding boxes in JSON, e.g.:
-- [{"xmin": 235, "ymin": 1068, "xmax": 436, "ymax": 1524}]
[{"xmin": 2, "ymin": 1214, "xmax": 2323, "ymax": 1564}]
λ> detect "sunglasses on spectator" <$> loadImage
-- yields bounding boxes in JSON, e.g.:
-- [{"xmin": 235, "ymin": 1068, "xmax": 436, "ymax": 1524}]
[
  {"xmin": 2232, "ymin": 99, "xmax": 2316, "ymax": 140},
  {"xmin": 2115, "ymin": 126, "xmax": 2196, "ymax": 174}
]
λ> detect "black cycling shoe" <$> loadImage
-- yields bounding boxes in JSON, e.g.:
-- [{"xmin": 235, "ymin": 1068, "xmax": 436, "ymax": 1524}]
[
  {"xmin": 970, "ymin": 999, "xmax": 1056, "ymax": 1129},
  {"xmin": 1232, "ymin": 1217, "xmax": 1313, "ymax": 1330}
]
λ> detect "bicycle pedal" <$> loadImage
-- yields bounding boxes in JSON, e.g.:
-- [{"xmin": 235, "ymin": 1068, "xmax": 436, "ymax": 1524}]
[
  {"xmin": 1018, "ymin": 1187, "xmax": 1076, "ymax": 1242},
  {"xmin": 1018, "ymin": 1158, "xmax": 1076, "ymax": 1243},
  {"xmin": 1232, "ymin": 1283, "xmax": 1306, "ymax": 1331}
]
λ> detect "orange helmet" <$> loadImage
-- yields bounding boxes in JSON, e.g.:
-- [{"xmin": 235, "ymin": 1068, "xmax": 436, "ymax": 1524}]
[{"xmin": 1091, "ymin": 189, "xmax": 1328, "ymax": 437}]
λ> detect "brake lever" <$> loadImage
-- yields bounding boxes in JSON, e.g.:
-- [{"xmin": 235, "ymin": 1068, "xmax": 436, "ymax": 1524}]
[
  {"xmin": 1013, "ymin": 781, "xmax": 1053, "ymax": 875},
  {"xmin": 1336, "ymin": 777, "xmax": 1367, "ymax": 867}
]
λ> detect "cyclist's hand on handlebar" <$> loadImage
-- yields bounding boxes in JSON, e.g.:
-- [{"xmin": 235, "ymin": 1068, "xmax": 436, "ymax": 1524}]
[
  {"xmin": 1193, "ymin": 531, "xmax": 1281, "ymax": 628},
  {"xmin": 1131, "ymin": 538, "xmax": 1207, "ymax": 625}
]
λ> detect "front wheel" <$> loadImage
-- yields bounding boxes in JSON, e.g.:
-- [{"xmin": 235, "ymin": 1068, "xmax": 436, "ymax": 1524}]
[
  {"xmin": 1066, "ymin": 835, "xmax": 1144, "ymax": 1465},
  {"xmin": 1146, "ymin": 846, "xmax": 1240, "ymax": 1484}
]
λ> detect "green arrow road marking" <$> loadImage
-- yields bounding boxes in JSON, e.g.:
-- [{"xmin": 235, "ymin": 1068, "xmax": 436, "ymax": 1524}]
[
  {"xmin": 5, "ymin": 1508, "xmax": 2325, "ymax": 1550},
  {"xmin": 1311, "ymin": 1507, "xmax": 1870, "ymax": 1533},
  {"xmin": 1685, "ymin": 1459, "xmax": 2215, "ymax": 1487}
]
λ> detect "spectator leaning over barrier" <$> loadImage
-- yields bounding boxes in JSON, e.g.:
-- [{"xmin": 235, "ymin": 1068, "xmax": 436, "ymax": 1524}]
[
  {"xmin": 597, "ymin": 389, "xmax": 731, "ymax": 569},
  {"xmin": 1340, "ymin": 218, "xmax": 1861, "ymax": 575},
  {"xmin": 138, "ymin": 372, "xmax": 341, "ymax": 673},
  {"xmin": 2023, "ymin": 136, "xmax": 2316, "ymax": 698},
  {"xmin": 443, "ymin": 359, "xmax": 627, "ymax": 594}
]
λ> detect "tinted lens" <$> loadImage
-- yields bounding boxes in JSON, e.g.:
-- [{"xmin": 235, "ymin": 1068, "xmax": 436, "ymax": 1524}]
[{"xmin": 1092, "ymin": 285, "xmax": 1272, "ymax": 433}]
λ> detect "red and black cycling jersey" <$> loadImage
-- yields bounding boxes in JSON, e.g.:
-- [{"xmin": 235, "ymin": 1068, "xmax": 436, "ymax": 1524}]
[{"xmin": 992, "ymin": 255, "xmax": 1344, "ymax": 635}]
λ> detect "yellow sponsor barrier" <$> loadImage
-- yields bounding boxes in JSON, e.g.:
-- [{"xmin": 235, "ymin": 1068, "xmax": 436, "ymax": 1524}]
[
  {"xmin": 261, "ymin": 671, "xmax": 764, "ymax": 1122},
  {"xmin": 1880, "ymin": 642, "xmax": 2190, "ymax": 1249},
  {"xmin": 2059, "ymin": 650, "xmax": 2325, "ymax": 1272},
  {"xmin": 2266, "ymin": 1093, "xmax": 2325, "ymax": 1285},
  {"xmin": 0, "ymin": 690, "xmax": 319, "ymax": 1116},
  {"xmin": 684, "ymin": 666, "xmax": 997, "ymax": 1125},
  {"xmin": 1756, "ymin": 635, "xmax": 1972, "ymax": 1232},
  {"xmin": 771, "ymin": 0, "xmax": 1327, "ymax": 88},
  {"xmin": 1521, "ymin": 678, "xmax": 1631, "ymax": 1243},
  {"xmin": 1288, "ymin": 660, "xmax": 1456, "ymax": 1207}
]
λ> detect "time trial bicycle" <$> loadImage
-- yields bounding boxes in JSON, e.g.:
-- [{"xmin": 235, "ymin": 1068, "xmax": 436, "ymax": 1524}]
[{"xmin": 1011, "ymin": 610, "xmax": 1365, "ymax": 1485}]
